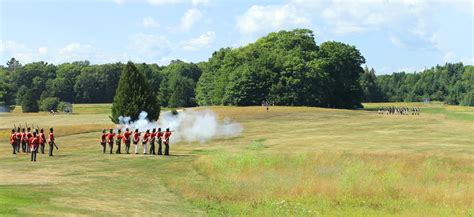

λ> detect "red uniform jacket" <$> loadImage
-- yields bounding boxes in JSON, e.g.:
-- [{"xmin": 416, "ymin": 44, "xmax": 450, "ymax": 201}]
[
  {"xmin": 101, "ymin": 133, "xmax": 106, "ymax": 144},
  {"xmin": 15, "ymin": 132, "xmax": 21, "ymax": 141},
  {"xmin": 116, "ymin": 134, "xmax": 123, "ymax": 143},
  {"xmin": 149, "ymin": 132, "xmax": 156, "ymax": 142},
  {"xmin": 107, "ymin": 133, "xmax": 115, "ymax": 143},
  {"xmin": 10, "ymin": 133, "xmax": 15, "ymax": 144},
  {"xmin": 29, "ymin": 136, "xmax": 39, "ymax": 149},
  {"xmin": 123, "ymin": 131, "xmax": 131, "ymax": 142},
  {"xmin": 21, "ymin": 132, "xmax": 27, "ymax": 142},
  {"xmin": 163, "ymin": 132, "xmax": 172, "ymax": 143},
  {"xmin": 156, "ymin": 132, "xmax": 162, "ymax": 141},
  {"xmin": 26, "ymin": 132, "xmax": 32, "ymax": 142},
  {"xmin": 133, "ymin": 132, "xmax": 140, "ymax": 143},
  {"xmin": 39, "ymin": 133, "xmax": 46, "ymax": 144},
  {"xmin": 142, "ymin": 133, "xmax": 150, "ymax": 143},
  {"xmin": 49, "ymin": 133, "xmax": 55, "ymax": 143}
]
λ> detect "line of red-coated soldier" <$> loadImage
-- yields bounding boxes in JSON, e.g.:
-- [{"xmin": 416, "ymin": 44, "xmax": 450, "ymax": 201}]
[
  {"xmin": 101, "ymin": 127, "xmax": 172, "ymax": 156},
  {"xmin": 9, "ymin": 127, "xmax": 57, "ymax": 162}
]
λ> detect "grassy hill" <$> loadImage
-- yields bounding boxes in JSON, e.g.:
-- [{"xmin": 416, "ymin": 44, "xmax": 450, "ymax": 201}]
[{"xmin": 0, "ymin": 103, "xmax": 472, "ymax": 216}]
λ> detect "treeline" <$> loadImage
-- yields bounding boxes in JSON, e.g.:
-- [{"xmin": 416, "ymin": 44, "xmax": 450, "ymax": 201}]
[
  {"xmin": 359, "ymin": 63, "xmax": 474, "ymax": 106},
  {"xmin": 0, "ymin": 58, "xmax": 201, "ymax": 112},
  {"xmin": 1, "ymin": 29, "xmax": 472, "ymax": 113}
]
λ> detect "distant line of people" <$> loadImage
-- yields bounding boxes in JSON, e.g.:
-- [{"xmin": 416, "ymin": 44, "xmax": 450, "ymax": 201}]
[
  {"xmin": 9, "ymin": 127, "xmax": 57, "ymax": 162},
  {"xmin": 377, "ymin": 107, "xmax": 420, "ymax": 115},
  {"xmin": 100, "ymin": 128, "xmax": 172, "ymax": 156}
]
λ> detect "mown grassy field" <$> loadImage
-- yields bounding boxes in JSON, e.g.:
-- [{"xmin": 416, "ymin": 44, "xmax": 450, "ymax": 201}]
[{"xmin": 0, "ymin": 103, "xmax": 473, "ymax": 216}]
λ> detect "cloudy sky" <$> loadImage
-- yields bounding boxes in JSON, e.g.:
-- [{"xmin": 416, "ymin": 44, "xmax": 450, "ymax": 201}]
[{"xmin": 0, "ymin": 0, "xmax": 472, "ymax": 74}]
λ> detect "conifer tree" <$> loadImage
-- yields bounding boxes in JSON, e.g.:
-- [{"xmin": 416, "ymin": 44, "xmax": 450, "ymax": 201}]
[{"xmin": 111, "ymin": 61, "xmax": 160, "ymax": 123}]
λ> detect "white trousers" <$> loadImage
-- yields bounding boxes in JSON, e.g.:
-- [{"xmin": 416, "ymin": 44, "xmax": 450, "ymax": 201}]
[
  {"xmin": 142, "ymin": 142, "xmax": 147, "ymax": 154},
  {"xmin": 134, "ymin": 144, "xmax": 139, "ymax": 154}
]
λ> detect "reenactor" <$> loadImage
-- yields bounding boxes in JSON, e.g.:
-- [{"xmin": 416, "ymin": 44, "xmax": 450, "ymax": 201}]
[
  {"xmin": 29, "ymin": 132, "xmax": 40, "ymax": 162},
  {"xmin": 116, "ymin": 129, "xmax": 123, "ymax": 154},
  {"xmin": 21, "ymin": 128, "xmax": 27, "ymax": 153},
  {"xmin": 39, "ymin": 128, "xmax": 46, "ymax": 154},
  {"xmin": 142, "ymin": 129, "xmax": 150, "ymax": 154},
  {"xmin": 123, "ymin": 128, "xmax": 131, "ymax": 154},
  {"xmin": 133, "ymin": 129, "xmax": 140, "ymax": 154},
  {"xmin": 156, "ymin": 128, "xmax": 163, "ymax": 155},
  {"xmin": 15, "ymin": 127, "xmax": 21, "ymax": 153},
  {"xmin": 163, "ymin": 128, "xmax": 172, "ymax": 156},
  {"xmin": 149, "ymin": 128, "xmax": 156, "ymax": 155},
  {"xmin": 48, "ymin": 128, "xmax": 56, "ymax": 156},
  {"xmin": 10, "ymin": 129, "xmax": 16, "ymax": 154},
  {"xmin": 100, "ymin": 129, "xmax": 107, "ymax": 154},
  {"xmin": 26, "ymin": 127, "xmax": 33, "ymax": 153},
  {"xmin": 107, "ymin": 129, "xmax": 115, "ymax": 154}
]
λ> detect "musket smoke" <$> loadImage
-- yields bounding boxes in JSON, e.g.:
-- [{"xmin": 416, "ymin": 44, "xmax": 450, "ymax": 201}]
[{"xmin": 118, "ymin": 109, "xmax": 242, "ymax": 143}]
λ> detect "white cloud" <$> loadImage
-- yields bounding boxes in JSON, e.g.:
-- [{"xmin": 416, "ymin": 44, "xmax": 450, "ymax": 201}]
[
  {"xmin": 114, "ymin": 0, "xmax": 125, "ymax": 5},
  {"xmin": 192, "ymin": 0, "xmax": 210, "ymax": 6},
  {"xmin": 38, "ymin": 46, "xmax": 48, "ymax": 55},
  {"xmin": 129, "ymin": 33, "xmax": 172, "ymax": 57},
  {"xmin": 0, "ymin": 40, "xmax": 27, "ymax": 53},
  {"xmin": 142, "ymin": 17, "xmax": 160, "ymax": 28},
  {"xmin": 59, "ymin": 43, "xmax": 89, "ymax": 54},
  {"xmin": 237, "ymin": 4, "xmax": 310, "ymax": 35},
  {"xmin": 147, "ymin": 0, "xmax": 182, "ymax": 6},
  {"xmin": 181, "ymin": 31, "xmax": 215, "ymax": 51},
  {"xmin": 180, "ymin": 9, "xmax": 202, "ymax": 30}
]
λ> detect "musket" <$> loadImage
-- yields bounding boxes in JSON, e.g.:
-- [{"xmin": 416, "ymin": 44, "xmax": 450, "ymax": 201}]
[{"xmin": 52, "ymin": 141, "xmax": 59, "ymax": 150}]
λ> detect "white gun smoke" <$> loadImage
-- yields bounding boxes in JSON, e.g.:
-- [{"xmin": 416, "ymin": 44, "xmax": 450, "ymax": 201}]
[{"xmin": 117, "ymin": 109, "xmax": 242, "ymax": 143}]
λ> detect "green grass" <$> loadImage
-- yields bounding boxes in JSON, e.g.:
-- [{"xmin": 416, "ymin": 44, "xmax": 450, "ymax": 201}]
[{"xmin": 0, "ymin": 103, "xmax": 473, "ymax": 216}]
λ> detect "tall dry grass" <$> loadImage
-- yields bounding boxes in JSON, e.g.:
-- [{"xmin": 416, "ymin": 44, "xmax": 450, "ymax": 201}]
[{"xmin": 167, "ymin": 142, "xmax": 474, "ymax": 215}]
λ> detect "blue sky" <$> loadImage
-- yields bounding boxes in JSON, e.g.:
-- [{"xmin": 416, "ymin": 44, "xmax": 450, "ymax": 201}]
[{"xmin": 0, "ymin": 0, "xmax": 472, "ymax": 74}]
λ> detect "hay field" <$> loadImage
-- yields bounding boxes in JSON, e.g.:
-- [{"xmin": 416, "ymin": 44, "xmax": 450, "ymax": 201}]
[{"xmin": 0, "ymin": 103, "xmax": 472, "ymax": 216}]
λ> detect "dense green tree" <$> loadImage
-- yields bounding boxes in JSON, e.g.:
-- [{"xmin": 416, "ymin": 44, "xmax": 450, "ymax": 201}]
[
  {"xmin": 159, "ymin": 60, "xmax": 201, "ymax": 107},
  {"xmin": 21, "ymin": 90, "xmax": 39, "ymax": 112},
  {"xmin": 360, "ymin": 67, "xmax": 383, "ymax": 102},
  {"xmin": 39, "ymin": 97, "xmax": 60, "ymax": 111},
  {"xmin": 317, "ymin": 41, "xmax": 365, "ymax": 108},
  {"xmin": 111, "ymin": 61, "xmax": 160, "ymax": 123}
]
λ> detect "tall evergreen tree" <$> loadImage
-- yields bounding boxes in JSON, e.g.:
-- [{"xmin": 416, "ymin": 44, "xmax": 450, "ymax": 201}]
[{"xmin": 111, "ymin": 61, "xmax": 160, "ymax": 123}]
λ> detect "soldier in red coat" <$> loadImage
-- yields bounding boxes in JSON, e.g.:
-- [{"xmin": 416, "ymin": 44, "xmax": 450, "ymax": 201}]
[
  {"xmin": 149, "ymin": 128, "xmax": 156, "ymax": 155},
  {"xmin": 39, "ymin": 128, "xmax": 47, "ymax": 154},
  {"xmin": 156, "ymin": 128, "xmax": 163, "ymax": 155},
  {"xmin": 29, "ymin": 132, "xmax": 40, "ymax": 162},
  {"xmin": 21, "ymin": 128, "xmax": 27, "ymax": 153},
  {"xmin": 163, "ymin": 128, "xmax": 172, "ymax": 156},
  {"xmin": 142, "ymin": 129, "xmax": 150, "ymax": 155},
  {"xmin": 100, "ymin": 129, "xmax": 107, "ymax": 154},
  {"xmin": 15, "ymin": 128, "xmax": 21, "ymax": 153},
  {"xmin": 10, "ymin": 129, "xmax": 16, "ymax": 154},
  {"xmin": 133, "ymin": 129, "xmax": 140, "ymax": 154},
  {"xmin": 107, "ymin": 129, "xmax": 115, "ymax": 154},
  {"xmin": 123, "ymin": 128, "xmax": 131, "ymax": 154},
  {"xmin": 26, "ymin": 127, "xmax": 32, "ymax": 153},
  {"xmin": 116, "ymin": 129, "xmax": 123, "ymax": 154},
  {"xmin": 48, "ymin": 128, "xmax": 56, "ymax": 156}
]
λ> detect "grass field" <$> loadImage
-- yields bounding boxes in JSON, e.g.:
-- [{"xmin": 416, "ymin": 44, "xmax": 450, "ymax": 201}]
[{"xmin": 0, "ymin": 103, "xmax": 473, "ymax": 216}]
